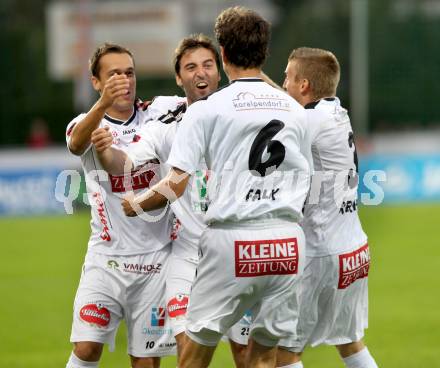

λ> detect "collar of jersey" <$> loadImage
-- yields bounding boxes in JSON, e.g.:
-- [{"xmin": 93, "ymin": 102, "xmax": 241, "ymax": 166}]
[
  {"xmin": 104, "ymin": 109, "xmax": 137, "ymax": 125},
  {"xmin": 230, "ymin": 78, "xmax": 264, "ymax": 84},
  {"xmin": 304, "ymin": 97, "xmax": 336, "ymax": 110}
]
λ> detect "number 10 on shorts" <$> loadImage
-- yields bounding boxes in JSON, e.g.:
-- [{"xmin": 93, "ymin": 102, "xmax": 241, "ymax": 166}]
[{"xmin": 235, "ymin": 238, "xmax": 298, "ymax": 277}]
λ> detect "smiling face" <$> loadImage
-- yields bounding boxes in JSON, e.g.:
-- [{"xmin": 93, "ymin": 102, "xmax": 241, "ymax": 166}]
[
  {"xmin": 92, "ymin": 52, "xmax": 136, "ymax": 115},
  {"xmin": 175, "ymin": 47, "xmax": 221, "ymax": 105}
]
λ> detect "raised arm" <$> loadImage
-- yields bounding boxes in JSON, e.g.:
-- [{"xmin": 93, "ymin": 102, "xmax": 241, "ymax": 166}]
[
  {"xmin": 261, "ymin": 71, "xmax": 283, "ymax": 91},
  {"xmin": 68, "ymin": 74, "xmax": 130, "ymax": 155}
]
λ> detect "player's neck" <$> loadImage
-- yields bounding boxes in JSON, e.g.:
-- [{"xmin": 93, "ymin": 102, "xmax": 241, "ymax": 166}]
[
  {"xmin": 105, "ymin": 106, "xmax": 134, "ymax": 122},
  {"xmin": 226, "ymin": 65, "xmax": 263, "ymax": 82}
]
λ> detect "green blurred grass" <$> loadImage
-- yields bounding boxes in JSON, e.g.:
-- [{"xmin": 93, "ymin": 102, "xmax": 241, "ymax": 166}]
[{"xmin": 0, "ymin": 204, "xmax": 439, "ymax": 367}]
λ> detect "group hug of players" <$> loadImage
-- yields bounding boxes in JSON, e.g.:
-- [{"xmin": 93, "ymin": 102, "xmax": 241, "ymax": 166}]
[{"xmin": 64, "ymin": 6, "xmax": 379, "ymax": 368}]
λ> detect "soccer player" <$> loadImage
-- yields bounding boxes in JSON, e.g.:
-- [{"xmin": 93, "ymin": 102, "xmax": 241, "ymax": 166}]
[
  {"xmin": 121, "ymin": 7, "xmax": 311, "ymax": 368},
  {"xmin": 277, "ymin": 47, "xmax": 379, "ymax": 368},
  {"xmin": 65, "ymin": 43, "xmax": 177, "ymax": 368},
  {"xmin": 93, "ymin": 34, "xmax": 249, "ymax": 367}
]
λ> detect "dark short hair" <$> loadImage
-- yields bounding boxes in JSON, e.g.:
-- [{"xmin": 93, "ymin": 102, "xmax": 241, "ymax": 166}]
[
  {"xmin": 173, "ymin": 34, "xmax": 220, "ymax": 75},
  {"xmin": 214, "ymin": 6, "xmax": 270, "ymax": 69},
  {"xmin": 89, "ymin": 42, "xmax": 134, "ymax": 78}
]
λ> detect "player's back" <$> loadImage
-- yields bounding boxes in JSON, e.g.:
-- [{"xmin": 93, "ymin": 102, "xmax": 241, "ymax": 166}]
[
  {"xmin": 169, "ymin": 78, "xmax": 310, "ymax": 224},
  {"xmin": 302, "ymin": 98, "xmax": 367, "ymax": 256}
]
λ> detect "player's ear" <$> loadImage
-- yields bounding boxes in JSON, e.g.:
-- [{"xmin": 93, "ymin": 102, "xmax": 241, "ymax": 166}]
[
  {"xmin": 91, "ymin": 76, "xmax": 101, "ymax": 93},
  {"xmin": 175, "ymin": 74, "xmax": 183, "ymax": 88},
  {"xmin": 220, "ymin": 46, "xmax": 228, "ymax": 65},
  {"xmin": 301, "ymin": 78, "xmax": 311, "ymax": 95}
]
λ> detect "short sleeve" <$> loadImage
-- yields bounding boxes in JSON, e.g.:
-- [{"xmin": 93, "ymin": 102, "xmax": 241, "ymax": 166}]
[
  {"xmin": 65, "ymin": 113, "xmax": 88, "ymax": 155},
  {"xmin": 126, "ymin": 120, "xmax": 177, "ymax": 169},
  {"xmin": 167, "ymin": 102, "xmax": 207, "ymax": 174}
]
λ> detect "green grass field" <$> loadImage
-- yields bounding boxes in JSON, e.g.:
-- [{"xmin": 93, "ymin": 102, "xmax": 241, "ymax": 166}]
[{"xmin": 1, "ymin": 204, "xmax": 439, "ymax": 367}]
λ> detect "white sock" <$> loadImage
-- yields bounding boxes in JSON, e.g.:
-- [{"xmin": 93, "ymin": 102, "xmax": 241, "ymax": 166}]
[
  {"xmin": 66, "ymin": 352, "xmax": 99, "ymax": 368},
  {"xmin": 277, "ymin": 362, "xmax": 304, "ymax": 368},
  {"xmin": 343, "ymin": 347, "xmax": 378, "ymax": 368}
]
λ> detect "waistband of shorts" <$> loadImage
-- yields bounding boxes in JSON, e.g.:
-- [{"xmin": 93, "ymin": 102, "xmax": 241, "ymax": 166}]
[{"xmin": 208, "ymin": 215, "xmax": 298, "ymax": 229}]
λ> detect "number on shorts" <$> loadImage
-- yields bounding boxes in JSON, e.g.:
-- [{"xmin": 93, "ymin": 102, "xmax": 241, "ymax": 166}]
[
  {"xmin": 240, "ymin": 327, "xmax": 250, "ymax": 336},
  {"xmin": 249, "ymin": 120, "xmax": 286, "ymax": 176},
  {"xmin": 145, "ymin": 341, "xmax": 155, "ymax": 349}
]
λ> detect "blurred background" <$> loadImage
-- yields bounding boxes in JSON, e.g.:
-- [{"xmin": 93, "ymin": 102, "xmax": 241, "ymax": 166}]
[{"xmin": 0, "ymin": 1, "xmax": 439, "ymax": 367}]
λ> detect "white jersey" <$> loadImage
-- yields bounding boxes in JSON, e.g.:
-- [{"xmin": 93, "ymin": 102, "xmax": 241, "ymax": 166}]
[
  {"xmin": 66, "ymin": 100, "xmax": 180, "ymax": 256},
  {"xmin": 167, "ymin": 78, "xmax": 311, "ymax": 224},
  {"xmin": 302, "ymin": 97, "xmax": 367, "ymax": 256},
  {"xmin": 127, "ymin": 96, "xmax": 208, "ymax": 253}
]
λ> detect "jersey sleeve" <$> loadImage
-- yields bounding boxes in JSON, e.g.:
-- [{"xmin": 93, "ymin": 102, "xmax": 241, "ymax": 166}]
[
  {"xmin": 167, "ymin": 102, "xmax": 207, "ymax": 174},
  {"xmin": 126, "ymin": 120, "xmax": 177, "ymax": 169},
  {"xmin": 146, "ymin": 95, "xmax": 187, "ymax": 121},
  {"xmin": 65, "ymin": 113, "xmax": 88, "ymax": 155}
]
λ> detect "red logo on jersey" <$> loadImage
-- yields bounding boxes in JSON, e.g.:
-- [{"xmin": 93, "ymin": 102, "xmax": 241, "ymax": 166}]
[
  {"xmin": 338, "ymin": 244, "xmax": 370, "ymax": 289},
  {"xmin": 235, "ymin": 238, "xmax": 299, "ymax": 277},
  {"xmin": 93, "ymin": 192, "xmax": 111, "ymax": 241},
  {"xmin": 167, "ymin": 294, "xmax": 189, "ymax": 318},
  {"xmin": 132, "ymin": 134, "xmax": 141, "ymax": 143},
  {"xmin": 109, "ymin": 169, "xmax": 155, "ymax": 193},
  {"xmin": 80, "ymin": 304, "xmax": 110, "ymax": 327}
]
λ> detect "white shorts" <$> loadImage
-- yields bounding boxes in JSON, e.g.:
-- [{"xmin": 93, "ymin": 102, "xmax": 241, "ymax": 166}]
[
  {"xmin": 70, "ymin": 249, "xmax": 177, "ymax": 357},
  {"xmin": 166, "ymin": 246, "xmax": 198, "ymax": 337},
  {"xmin": 186, "ymin": 220, "xmax": 305, "ymax": 348},
  {"xmin": 224, "ymin": 310, "xmax": 252, "ymax": 345},
  {"xmin": 279, "ymin": 243, "xmax": 370, "ymax": 351},
  {"xmin": 167, "ymin": 237, "xmax": 253, "ymax": 342}
]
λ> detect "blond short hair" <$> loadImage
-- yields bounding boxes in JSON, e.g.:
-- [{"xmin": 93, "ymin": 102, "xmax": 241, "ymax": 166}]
[{"xmin": 289, "ymin": 47, "xmax": 340, "ymax": 99}]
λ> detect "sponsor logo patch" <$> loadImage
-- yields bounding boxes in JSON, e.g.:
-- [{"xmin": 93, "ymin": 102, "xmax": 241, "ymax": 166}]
[
  {"xmin": 235, "ymin": 238, "xmax": 299, "ymax": 277},
  {"xmin": 159, "ymin": 341, "xmax": 177, "ymax": 349},
  {"xmin": 232, "ymin": 92, "xmax": 291, "ymax": 111},
  {"xmin": 151, "ymin": 307, "xmax": 165, "ymax": 327},
  {"xmin": 93, "ymin": 192, "xmax": 111, "ymax": 241},
  {"xmin": 122, "ymin": 262, "xmax": 161, "ymax": 275},
  {"xmin": 79, "ymin": 303, "xmax": 110, "ymax": 327},
  {"xmin": 109, "ymin": 169, "xmax": 155, "ymax": 193},
  {"xmin": 107, "ymin": 260, "xmax": 119, "ymax": 270},
  {"xmin": 338, "ymin": 244, "xmax": 370, "ymax": 289},
  {"xmin": 167, "ymin": 294, "xmax": 188, "ymax": 318}
]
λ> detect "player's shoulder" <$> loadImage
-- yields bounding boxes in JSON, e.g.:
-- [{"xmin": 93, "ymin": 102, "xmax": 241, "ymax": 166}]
[
  {"xmin": 305, "ymin": 98, "xmax": 348, "ymax": 123},
  {"xmin": 306, "ymin": 98, "xmax": 353, "ymax": 139},
  {"xmin": 147, "ymin": 95, "xmax": 187, "ymax": 124},
  {"xmin": 135, "ymin": 95, "xmax": 186, "ymax": 123},
  {"xmin": 150, "ymin": 95, "xmax": 186, "ymax": 110},
  {"xmin": 66, "ymin": 113, "xmax": 87, "ymax": 136}
]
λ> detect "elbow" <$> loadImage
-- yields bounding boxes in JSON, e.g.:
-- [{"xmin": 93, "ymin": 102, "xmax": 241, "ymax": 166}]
[{"xmin": 68, "ymin": 140, "xmax": 84, "ymax": 156}]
